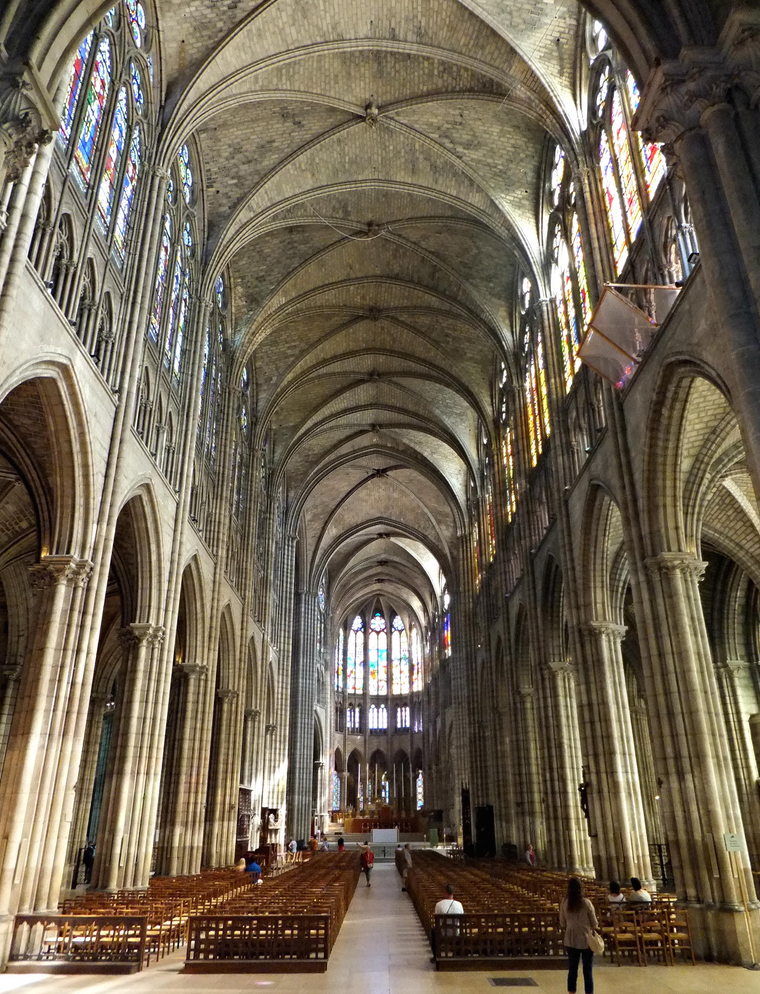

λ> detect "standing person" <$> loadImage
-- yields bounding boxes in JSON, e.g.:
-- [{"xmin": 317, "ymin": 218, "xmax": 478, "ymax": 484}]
[
  {"xmin": 358, "ymin": 841, "xmax": 374, "ymax": 887},
  {"xmin": 559, "ymin": 877, "xmax": 598, "ymax": 994},
  {"xmin": 82, "ymin": 842, "xmax": 95, "ymax": 884},
  {"xmin": 525, "ymin": 843, "xmax": 537, "ymax": 866},
  {"xmin": 627, "ymin": 877, "xmax": 652, "ymax": 903},
  {"xmin": 337, "ymin": 836, "xmax": 345, "ymax": 852},
  {"xmin": 287, "ymin": 838, "xmax": 297, "ymax": 855},
  {"xmin": 401, "ymin": 843, "xmax": 413, "ymax": 891}
]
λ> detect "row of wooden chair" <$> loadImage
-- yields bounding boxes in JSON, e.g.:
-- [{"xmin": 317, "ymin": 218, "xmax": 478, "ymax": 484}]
[{"xmin": 600, "ymin": 906, "xmax": 695, "ymax": 965}]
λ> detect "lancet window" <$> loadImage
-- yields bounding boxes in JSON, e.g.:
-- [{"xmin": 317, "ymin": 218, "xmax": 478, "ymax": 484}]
[
  {"xmin": 547, "ymin": 148, "xmax": 592, "ymax": 391},
  {"xmin": 391, "ymin": 615, "xmax": 410, "ymax": 695},
  {"xmin": 520, "ymin": 279, "xmax": 551, "ymax": 467},
  {"xmin": 396, "ymin": 705, "xmax": 410, "ymax": 730},
  {"xmin": 411, "ymin": 626, "xmax": 422, "ymax": 692},
  {"xmin": 57, "ymin": 2, "xmax": 151, "ymax": 264},
  {"xmin": 335, "ymin": 627, "xmax": 344, "ymax": 691},
  {"xmin": 416, "ymin": 771, "xmax": 424, "ymax": 810},
  {"xmin": 369, "ymin": 613, "xmax": 388, "ymax": 696},
  {"xmin": 369, "ymin": 705, "xmax": 388, "ymax": 731},
  {"xmin": 443, "ymin": 590, "xmax": 452, "ymax": 657},
  {"xmin": 588, "ymin": 21, "xmax": 667, "ymax": 273},
  {"xmin": 346, "ymin": 615, "xmax": 364, "ymax": 694},
  {"xmin": 497, "ymin": 361, "xmax": 518, "ymax": 522}
]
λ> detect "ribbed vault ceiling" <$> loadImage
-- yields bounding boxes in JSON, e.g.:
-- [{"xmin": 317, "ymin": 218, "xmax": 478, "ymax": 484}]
[{"xmin": 157, "ymin": 0, "xmax": 587, "ymax": 614}]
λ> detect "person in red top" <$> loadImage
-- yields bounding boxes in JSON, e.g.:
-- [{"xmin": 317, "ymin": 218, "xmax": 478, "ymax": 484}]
[{"xmin": 358, "ymin": 841, "xmax": 374, "ymax": 887}]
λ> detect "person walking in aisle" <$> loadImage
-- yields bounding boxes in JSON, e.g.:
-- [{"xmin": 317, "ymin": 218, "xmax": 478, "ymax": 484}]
[
  {"xmin": 559, "ymin": 877, "xmax": 598, "ymax": 994},
  {"xmin": 358, "ymin": 841, "xmax": 374, "ymax": 886},
  {"xmin": 401, "ymin": 843, "xmax": 413, "ymax": 891}
]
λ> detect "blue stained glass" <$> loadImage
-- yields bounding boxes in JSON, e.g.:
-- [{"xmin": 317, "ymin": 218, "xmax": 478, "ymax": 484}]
[
  {"xmin": 182, "ymin": 221, "xmax": 193, "ymax": 251},
  {"xmin": 104, "ymin": 7, "xmax": 116, "ymax": 27},
  {"xmin": 147, "ymin": 55, "xmax": 154, "ymax": 82},
  {"xmin": 125, "ymin": 0, "xmax": 146, "ymax": 47},
  {"xmin": 165, "ymin": 255, "xmax": 183, "ymax": 365},
  {"xmin": 74, "ymin": 36, "xmax": 112, "ymax": 186},
  {"xmin": 167, "ymin": 177, "xmax": 175, "ymax": 204},
  {"xmin": 216, "ymin": 275, "xmax": 224, "ymax": 310},
  {"xmin": 149, "ymin": 214, "xmax": 172, "ymax": 341},
  {"xmin": 96, "ymin": 86, "xmax": 128, "ymax": 226},
  {"xmin": 172, "ymin": 277, "xmax": 189, "ymax": 381},
  {"xmin": 131, "ymin": 62, "xmax": 144, "ymax": 113},
  {"xmin": 113, "ymin": 126, "xmax": 141, "ymax": 260},
  {"xmin": 60, "ymin": 33, "xmax": 93, "ymax": 144},
  {"xmin": 178, "ymin": 144, "xmax": 193, "ymax": 204}
]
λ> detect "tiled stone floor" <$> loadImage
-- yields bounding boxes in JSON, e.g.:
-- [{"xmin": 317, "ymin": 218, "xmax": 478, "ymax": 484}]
[{"xmin": 2, "ymin": 864, "xmax": 758, "ymax": 993}]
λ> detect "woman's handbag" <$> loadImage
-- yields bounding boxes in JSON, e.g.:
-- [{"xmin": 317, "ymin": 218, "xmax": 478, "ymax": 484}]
[{"xmin": 588, "ymin": 929, "xmax": 604, "ymax": 955}]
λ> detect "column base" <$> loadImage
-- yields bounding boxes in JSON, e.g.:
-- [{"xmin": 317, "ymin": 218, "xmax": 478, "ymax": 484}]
[{"xmin": 688, "ymin": 902, "xmax": 760, "ymax": 965}]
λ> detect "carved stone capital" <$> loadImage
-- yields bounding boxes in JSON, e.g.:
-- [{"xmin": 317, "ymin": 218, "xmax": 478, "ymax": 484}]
[
  {"xmin": 719, "ymin": 6, "xmax": 760, "ymax": 107},
  {"xmin": 715, "ymin": 659, "xmax": 748, "ymax": 679},
  {"xmin": 0, "ymin": 73, "xmax": 53, "ymax": 182},
  {"xmin": 178, "ymin": 662, "xmax": 207, "ymax": 679},
  {"xmin": 545, "ymin": 658, "xmax": 572, "ymax": 677},
  {"xmin": 245, "ymin": 707, "xmax": 261, "ymax": 719},
  {"xmin": 28, "ymin": 556, "xmax": 93, "ymax": 590},
  {"xmin": 217, "ymin": 687, "xmax": 239, "ymax": 703},
  {"xmin": 581, "ymin": 620, "xmax": 627, "ymax": 645},
  {"xmin": 118, "ymin": 623, "xmax": 165, "ymax": 648},
  {"xmin": 634, "ymin": 53, "xmax": 734, "ymax": 145},
  {"xmin": 265, "ymin": 722, "xmax": 277, "ymax": 735},
  {"xmin": 645, "ymin": 552, "xmax": 707, "ymax": 581}
]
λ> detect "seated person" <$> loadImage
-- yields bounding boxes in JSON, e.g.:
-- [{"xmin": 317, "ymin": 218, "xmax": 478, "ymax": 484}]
[
  {"xmin": 234, "ymin": 857, "xmax": 247, "ymax": 873},
  {"xmin": 627, "ymin": 876, "xmax": 652, "ymax": 903},
  {"xmin": 245, "ymin": 857, "xmax": 262, "ymax": 879},
  {"xmin": 607, "ymin": 880, "xmax": 626, "ymax": 905},
  {"xmin": 431, "ymin": 884, "xmax": 464, "ymax": 962},
  {"xmin": 287, "ymin": 838, "xmax": 297, "ymax": 855}
]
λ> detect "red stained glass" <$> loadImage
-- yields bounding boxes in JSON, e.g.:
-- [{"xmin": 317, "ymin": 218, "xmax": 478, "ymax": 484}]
[
  {"xmin": 61, "ymin": 33, "xmax": 93, "ymax": 144},
  {"xmin": 74, "ymin": 37, "xmax": 112, "ymax": 186},
  {"xmin": 97, "ymin": 86, "xmax": 128, "ymax": 227},
  {"xmin": 149, "ymin": 214, "xmax": 172, "ymax": 341}
]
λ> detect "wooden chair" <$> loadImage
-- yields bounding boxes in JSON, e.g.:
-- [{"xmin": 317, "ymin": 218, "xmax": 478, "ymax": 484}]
[
  {"xmin": 664, "ymin": 907, "xmax": 696, "ymax": 965},
  {"xmin": 609, "ymin": 909, "xmax": 643, "ymax": 966}
]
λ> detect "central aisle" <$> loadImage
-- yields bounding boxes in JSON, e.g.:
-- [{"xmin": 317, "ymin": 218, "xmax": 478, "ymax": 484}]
[{"xmin": 324, "ymin": 861, "xmax": 433, "ymax": 990}]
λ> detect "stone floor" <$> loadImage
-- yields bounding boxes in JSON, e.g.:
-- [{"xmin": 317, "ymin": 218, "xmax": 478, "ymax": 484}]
[{"xmin": 2, "ymin": 863, "xmax": 758, "ymax": 993}]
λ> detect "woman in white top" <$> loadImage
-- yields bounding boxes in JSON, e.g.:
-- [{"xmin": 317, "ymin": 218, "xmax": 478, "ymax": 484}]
[{"xmin": 559, "ymin": 877, "xmax": 598, "ymax": 994}]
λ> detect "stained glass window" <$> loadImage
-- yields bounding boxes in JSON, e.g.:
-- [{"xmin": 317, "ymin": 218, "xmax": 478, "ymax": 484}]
[
  {"xmin": 391, "ymin": 616, "xmax": 409, "ymax": 695},
  {"xmin": 411, "ymin": 626, "xmax": 422, "ymax": 692},
  {"xmin": 600, "ymin": 128, "xmax": 628, "ymax": 270},
  {"xmin": 550, "ymin": 144, "xmax": 565, "ymax": 207},
  {"xmin": 472, "ymin": 526, "xmax": 481, "ymax": 591},
  {"xmin": 96, "ymin": 86, "xmax": 128, "ymax": 226},
  {"xmin": 149, "ymin": 214, "xmax": 171, "ymax": 341},
  {"xmin": 570, "ymin": 212, "xmax": 591, "ymax": 325},
  {"xmin": 611, "ymin": 88, "xmax": 642, "ymax": 241},
  {"xmin": 486, "ymin": 481, "xmax": 496, "ymax": 562},
  {"xmin": 396, "ymin": 705, "xmax": 409, "ymax": 729},
  {"xmin": 369, "ymin": 613, "xmax": 387, "ymax": 695},
  {"xmin": 626, "ymin": 73, "xmax": 666, "ymax": 197},
  {"xmin": 553, "ymin": 230, "xmax": 580, "ymax": 392},
  {"xmin": 216, "ymin": 275, "xmax": 224, "ymax": 311},
  {"xmin": 369, "ymin": 705, "xmax": 378, "ymax": 730},
  {"xmin": 347, "ymin": 615, "xmax": 364, "ymax": 694},
  {"xmin": 502, "ymin": 418, "xmax": 517, "ymax": 522},
  {"xmin": 198, "ymin": 330, "xmax": 210, "ymax": 434},
  {"xmin": 381, "ymin": 774, "xmax": 389, "ymax": 804},
  {"xmin": 125, "ymin": 0, "xmax": 147, "ymax": 47},
  {"xmin": 130, "ymin": 62, "xmax": 144, "ymax": 114},
  {"xmin": 172, "ymin": 276, "xmax": 189, "ymax": 381},
  {"xmin": 164, "ymin": 255, "xmax": 182, "ymax": 365},
  {"xmin": 358, "ymin": 779, "xmax": 364, "ymax": 810},
  {"xmin": 113, "ymin": 126, "xmax": 140, "ymax": 259},
  {"xmin": 332, "ymin": 771, "xmax": 341, "ymax": 810},
  {"xmin": 75, "ymin": 36, "xmax": 112, "ymax": 186},
  {"xmin": 178, "ymin": 144, "xmax": 193, "ymax": 204},
  {"xmin": 335, "ymin": 627, "xmax": 344, "ymax": 690},
  {"xmin": 443, "ymin": 611, "xmax": 451, "ymax": 657},
  {"xmin": 416, "ymin": 771, "xmax": 424, "ymax": 810},
  {"xmin": 61, "ymin": 33, "xmax": 93, "ymax": 144}
]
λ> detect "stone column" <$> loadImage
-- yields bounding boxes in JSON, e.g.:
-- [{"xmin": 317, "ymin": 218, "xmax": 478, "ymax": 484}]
[
  {"xmin": 242, "ymin": 708, "xmax": 260, "ymax": 788},
  {"xmin": 540, "ymin": 660, "xmax": 593, "ymax": 873},
  {"xmin": 287, "ymin": 591, "xmax": 319, "ymax": 842},
  {"xmin": 643, "ymin": 553, "xmax": 755, "ymax": 920},
  {"xmin": 0, "ymin": 556, "xmax": 92, "ymax": 915},
  {"xmin": 714, "ymin": 662, "xmax": 760, "ymax": 873},
  {"xmin": 206, "ymin": 688, "xmax": 240, "ymax": 867},
  {"xmin": 579, "ymin": 622, "xmax": 652, "ymax": 884},
  {"xmin": 164, "ymin": 663, "xmax": 207, "ymax": 876},
  {"xmin": 94, "ymin": 623, "xmax": 164, "ymax": 891},
  {"xmin": 513, "ymin": 685, "xmax": 545, "ymax": 856},
  {"xmin": 0, "ymin": 664, "xmax": 21, "ymax": 772}
]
